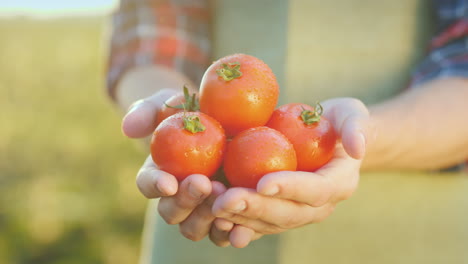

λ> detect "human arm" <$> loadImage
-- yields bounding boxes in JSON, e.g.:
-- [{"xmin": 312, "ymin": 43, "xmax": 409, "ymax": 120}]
[
  {"xmin": 364, "ymin": 0, "xmax": 468, "ymax": 169},
  {"xmin": 108, "ymin": 0, "xmax": 210, "ymax": 111},
  {"xmin": 364, "ymin": 77, "xmax": 468, "ymax": 170},
  {"xmin": 212, "ymin": 77, "xmax": 468, "ymax": 247},
  {"xmin": 108, "ymin": 0, "xmax": 238, "ymax": 246},
  {"xmin": 212, "ymin": 0, "xmax": 468, "ymax": 246}
]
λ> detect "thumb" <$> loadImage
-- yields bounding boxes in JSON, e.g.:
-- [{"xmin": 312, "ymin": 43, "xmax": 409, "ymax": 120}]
[
  {"xmin": 121, "ymin": 89, "xmax": 176, "ymax": 138},
  {"xmin": 322, "ymin": 98, "xmax": 370, "ymax": 160},
  {"xmin": 340, "ymin": 114, "xmax": 369, "ymax": 160}
]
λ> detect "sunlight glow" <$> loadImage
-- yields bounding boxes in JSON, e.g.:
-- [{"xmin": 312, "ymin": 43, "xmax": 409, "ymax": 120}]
[{"xmin": 0, "ymin": 0, "xmax": 118, "ymax": 17}]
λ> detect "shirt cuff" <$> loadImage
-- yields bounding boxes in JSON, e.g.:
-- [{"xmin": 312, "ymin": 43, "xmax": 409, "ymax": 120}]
[
  {"xmin": 106, "ymin": 0, "xmax": 211, "ymax": 102},
  {"xmin": 410, "ymin": 19, "xmax": 468, "ymax": 87}
]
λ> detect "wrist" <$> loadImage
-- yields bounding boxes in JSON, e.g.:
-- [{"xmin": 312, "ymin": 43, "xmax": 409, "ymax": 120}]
[{"xmin": 116, "ymin": 65, "xmax": 196, "ymax": 112}]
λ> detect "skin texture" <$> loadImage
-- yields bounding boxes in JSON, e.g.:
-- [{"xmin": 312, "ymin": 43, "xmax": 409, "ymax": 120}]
[
  {"xmin": 224, "ymin": 126, "xmax": 298, "ymax": 189},
  {"xmin": 151, "ymin": 112, "xmax": 226, "ymax": 181},
  {"xmin": 362, "ymin": 77, "xmax": 468, "ymax": 170},
  {"xmin": 266, "ymin": 103, "xmax": 337, "ymax": 171},
  {"xmin": 199, "ymin": 54, "xmax": 279, "ymax": 137}
]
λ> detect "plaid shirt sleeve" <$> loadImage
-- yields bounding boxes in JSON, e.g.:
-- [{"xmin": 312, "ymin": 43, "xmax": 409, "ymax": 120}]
[
  {"xmin": 107, "ymin": 0, "xmax": 211, "ymax": 102},
  {"xmin": 410, "ymin": 0, "xmax": 468, "ymax": 87}
]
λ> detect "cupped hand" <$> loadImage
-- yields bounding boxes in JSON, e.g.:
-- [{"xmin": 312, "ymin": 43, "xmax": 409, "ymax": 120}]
[
  {"xmin": 211, "ymin": 98, "xmax": 370, "ymax": 246},
  {"xmin": 122, "ymin": 90, "xmax": 237, "ymax": 246}
]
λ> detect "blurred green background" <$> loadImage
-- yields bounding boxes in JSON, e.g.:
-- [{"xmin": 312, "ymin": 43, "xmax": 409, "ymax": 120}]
[{"xmin": 0, "ymin": 9, "xmax": 149, "ymax": 264}]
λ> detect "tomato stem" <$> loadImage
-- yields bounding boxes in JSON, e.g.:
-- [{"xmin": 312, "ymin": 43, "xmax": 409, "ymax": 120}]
[
  {"xmin": 301, "ymin": 102, "xmax": 323, "ymax": 125},
  {"xmin": 165, "ymin": 85, "xmax": 200, "ymax": 111},
  {"xmin": 216, "ymin": 62, "xmax": 242, "ymax": 81},
  {"xmin": 183, "ymin": 115, "xmax": 206, "ymax": 133}
]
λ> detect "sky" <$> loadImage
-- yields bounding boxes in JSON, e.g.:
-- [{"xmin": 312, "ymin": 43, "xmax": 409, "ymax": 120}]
[{"xmin": 0, "ymin": 0, "xmax": 118, "ymax": 17}]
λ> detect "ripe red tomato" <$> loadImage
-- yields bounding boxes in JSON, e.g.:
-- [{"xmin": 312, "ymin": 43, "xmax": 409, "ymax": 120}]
[
  {"xmin": 266, "ymin": 103, "xmax": 337, "ymax": 171},
  {"xmin": 223, "ymin": 126, "xmax": 297, "ymax": 189},
  {"xmin": 151, "ymin": 112, "xmax": 226, "ymax": 181},
  {"xmin": 155, "ymin": 86, "xmax": 199, "ymax": 127},
  {"xmin": 199, "ymin": 54, "xmax": 279, "ymax": 137}
]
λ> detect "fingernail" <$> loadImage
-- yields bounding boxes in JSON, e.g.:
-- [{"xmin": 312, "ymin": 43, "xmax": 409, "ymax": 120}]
[
  {"xmin": 188, "ymin": 183, "xmax": 203, "ymax": 199},
  {"xmin": 231, "ymin": 201, "xmax": 246, "ymax": 213},
  {"xmin": 127, "ymin": 99, "xmax": 145, "ymax": 114},
  {"xmin": 156, "ymin": 182, "xmax": 165, "ymax": 194},
  {"xmin": 156, "ymin": 182, "xmax": 168, "ymax": 195},
  {"xmin": 215, "ymin": 219, "xmax": 234, "ymax": 231},
  {"xmin": 359, "ymin": 132, "xmax": 367, "ymax": 154},
  {"xmin": 262, "ymin": 185, "xmax": 279, "ymax": 196}
]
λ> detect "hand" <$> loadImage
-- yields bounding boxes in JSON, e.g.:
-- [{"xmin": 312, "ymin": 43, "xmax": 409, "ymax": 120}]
[
  {"xmin": 122, "ymin": 89, "xmax": 237, "ymax": 246},
  {"xmin": 211, "ymin": 98, "xmax": 370, "ymax": 246},
  {"xmin": 137, "ymin": 155, "xmax": 230, "ymax": 243}
]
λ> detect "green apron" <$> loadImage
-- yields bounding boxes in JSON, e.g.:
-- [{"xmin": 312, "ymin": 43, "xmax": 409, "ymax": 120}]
[{"xmin": 141, "ymin": 1, "xmax": 468, "ymax": 263}]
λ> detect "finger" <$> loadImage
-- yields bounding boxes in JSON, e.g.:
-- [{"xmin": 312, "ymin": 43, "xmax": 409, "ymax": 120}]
[
  {"xmin": 122, "ymin": 89, "xmax": 176, "ymax": 138},
  {"xmin": 158, "ymin": 174, "xmax": 212, "ymax": 225},
  {"xmin": 257, "ymin": 171, "xmax": 334, "ymax": 207},
  {"xmin": 322, "ymin": 98, "xmax": 369, "ymax": 159},
  {"xmin": 315, "ymin": 148, "xmax": 361, "ymax": 202},
  {"xmin": 229, "ymin": 225, "xmax": 256, "ymax": 248},
  {"xmin": 179, "ymin": 181, "xmax": 227, "ymax": 241},
  {"xmin": 257, "ymin": 147, "xmax": 359, "ymax": 206},
  {"xmin": 214, "ymin": 213, "xmax": 286, "ymax": 235},
  {"xmin": 213, "ymin": 188, "xmax": 327, "ymax": 229},
  {"xmin": 252, "ymin": 232, "xmax": 263, "ymax": 241},
  {"xmin": 217, "ymin": 205, "xmax": 334, "ymax": 234},
  {"xmin": 340, "ymin": 114, "xmax": 368, "ymax": 159},
  {"xmin": 214, "ymin": 218, "xmax": 234, "ymax": 232},
  {"xmin": 136, "ymin": 155, "xmax": 178, "ymax": 198},
  {"xmin": 209, "ymin": 224, "xmax": 231, "ymax": 247}
]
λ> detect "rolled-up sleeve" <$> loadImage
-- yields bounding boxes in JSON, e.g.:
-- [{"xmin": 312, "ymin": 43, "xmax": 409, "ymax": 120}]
[
  {"xmin": 106, "ymin": 0, "xmax": 211, "ymax": 101},
  {"xmin": 410, "ymin": 0, "xmax": 468, "ymax": 87}
]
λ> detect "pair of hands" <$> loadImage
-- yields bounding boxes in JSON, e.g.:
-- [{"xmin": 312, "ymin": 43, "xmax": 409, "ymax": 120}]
[{"xmin": 122, "ymin": 90, "xmax": 370, "ymax": 248}]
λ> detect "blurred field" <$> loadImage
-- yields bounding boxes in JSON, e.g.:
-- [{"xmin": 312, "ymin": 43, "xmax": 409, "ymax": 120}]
[{"xmin": 0, "ymin": 16, "xmax": 148, "ymax": 263}]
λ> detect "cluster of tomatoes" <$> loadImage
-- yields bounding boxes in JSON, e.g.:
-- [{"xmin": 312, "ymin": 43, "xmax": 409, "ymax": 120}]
[{"xmin": 151, "ymin": 54, "xmax": 337, "ymax": 189}]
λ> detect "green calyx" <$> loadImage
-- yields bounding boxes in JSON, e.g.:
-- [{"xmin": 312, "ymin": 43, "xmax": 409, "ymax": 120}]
[
  {"xmin": 183, "ymin": 115, "xmax": 205, "ymax": 133},
  {"xmin": 216, "ymin": 62, "xmax": 242, "ymax": 81},
  {"xmin": 301, "ymin": 102, "xmax": 323, "ymax": 125},
  {"xmin": 165, "ymin": 85, "xmax": 200, "ymax": 111}
]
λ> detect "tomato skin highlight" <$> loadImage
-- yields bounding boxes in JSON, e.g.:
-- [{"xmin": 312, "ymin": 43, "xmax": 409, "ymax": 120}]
[
  {"xmin": 266, "ymin": 103, "xmax": 337, "ymax": 172},
  {"xmin": 224, "ymin": 126, "xmax": 297, "ymax": 189},
  {"xmin": 199, "ymin": 54, "xmax": 279, "ymax": 137},
  {"xmin": 150, "ymin": 112, "xmax": 226, "ymax": 181}
]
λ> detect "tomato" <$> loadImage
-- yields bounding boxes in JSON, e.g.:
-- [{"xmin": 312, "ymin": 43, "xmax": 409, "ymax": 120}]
[
  {"xmin": 199, "ymin": 54, "xmax": 279, "ymax": 137},
  {"xmin": 155, "ymin": 86, "xmax": 199, "ymax": 127},
  {"xmin": 223, "ymin": 126, "xmax": 297, "ymax": 189},
  {"xmin": 151, "ymin": 112, "xmax": 226, "ymax": 181},
  {"xmin": 266, "ymin": 103, "xmax": 337, "ymax": 172}
]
